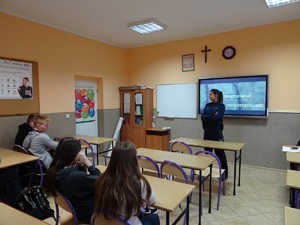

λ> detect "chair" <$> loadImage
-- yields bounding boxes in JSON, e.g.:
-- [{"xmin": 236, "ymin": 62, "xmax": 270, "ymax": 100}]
[
  {"xmin": 137, "ymin": 155, "xmax": 161, "ymax": 178},
  {"xmin": 79, "ymin": 139, "xmax": 95, "ymax": 165},
  {"xmin": 160, "ymin": 160, "xmax": 190, "ymax": 225},
  {"xmin": 104, "ymin": 117, "xmax": 124, "ymax": 165},
  {"xmin": 170, "ymin": 141, "xmax": 194, "ymax": 182},
  {"xmin": 13, "ymin": 145, "xmax": 46, "ymax": 187},
  {"xmin": 54, "ymin": 191, "xmax": 86, "ymax": 225},
  {"xmin": 91, "ymin": 212, "xmax": 132, "ymax": 225},
  {"xmin": 194, "ymin": 150, "xmax": 226, "ymax": 210}
]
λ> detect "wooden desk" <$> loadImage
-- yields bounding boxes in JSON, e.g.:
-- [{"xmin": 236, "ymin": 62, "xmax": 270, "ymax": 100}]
[
  {"xmin": 146, "ymin": 128, "xmax": 170, "ymax": 151},
  {"xmin": 171, "ymin": 137, "xmax": 245, "ymax": 195},
  {"xmin": 137, "ymin": 148, "xmax": 215, "ymax": 225},
  {"xmin": 62, "ymin": 134, "xmax": 114, "ymax": 164},
  {"xmin": 0, "ymin": 202, "xmax": 50, "ymax": 225},
  {"xmin": 286, "ymin": 170, "xmax": 300, "ymax": 189},
  {"xmin": 0, "ymin": 147, "xmax": 38, "ymax": 169},
  {"xmin": 286, "ymin": 152, "xmax": 300, "ymax": 164},
  {"xmin": 96, "ymin": 165, "xmax": 195, "ymax": 225},
  {"xmin": 285, "ymin": 206, "xmax": 300, "ymax": 225}
]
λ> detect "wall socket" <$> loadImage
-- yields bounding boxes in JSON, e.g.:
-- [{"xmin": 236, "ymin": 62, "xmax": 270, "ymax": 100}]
[{"xmin": 65, "ymin": 113, "xmax": 70, "ymax": 119}]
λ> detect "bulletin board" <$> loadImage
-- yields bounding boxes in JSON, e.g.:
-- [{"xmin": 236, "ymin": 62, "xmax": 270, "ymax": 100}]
[
  {"xmin": 0, "ymin": 57, "xmax": 40, "ymax": 116},
  {"xmin": 156, "ymin": 83, "xmax": 197, "ymax": 119}
]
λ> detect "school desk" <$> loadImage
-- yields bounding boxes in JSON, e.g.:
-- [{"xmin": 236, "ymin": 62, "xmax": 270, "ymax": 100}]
[
  {"xmin": 286, "ymin": 152, "xmax": 300, "ymax": 164},
  {"xmin": 285, "ymin": 206, "xmax": 300, "ymax": 225},
  {"xmin": 96, "ymin": 165, "xmax": 195, "ymax": 225},
  {"xmin": 61, "ymin": 134, "xmax": 114, "ymax": 164},
  {"xmin": 0, "ymin": 202, "xmax": 50, "ymax": 225},
  {"xmin": 0, "ymin": 147, "xmax": 38, "ymax": 169},
  {"xmin": 286, "ymin": 169, "xmax": 300, "ymax": 189},
  {"xmin": 170, "ymin": 137, "xmax": 245, "ymax": 195},
  {"xmin": 137, "ymin": 147, "xmax": 215, "ymax": 225}
]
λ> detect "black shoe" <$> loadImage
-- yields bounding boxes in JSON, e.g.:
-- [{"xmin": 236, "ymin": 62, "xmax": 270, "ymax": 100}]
[{"xmin": 143, "ymin": 207, "xmax": 158, "ymax": 215}]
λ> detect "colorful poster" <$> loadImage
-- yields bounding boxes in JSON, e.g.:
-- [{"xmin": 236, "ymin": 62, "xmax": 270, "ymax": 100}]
[
  {"xmin": 0, "ymin": 59, "xmax": 33, "ymax": 99},
  {"xmin": 75, "ymin": 87, "xmax": 96, "ymax": 121}
]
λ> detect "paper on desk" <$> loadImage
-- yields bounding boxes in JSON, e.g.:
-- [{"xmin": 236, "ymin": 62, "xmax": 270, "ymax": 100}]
[{"xmin": 282, "ymin": 146, "xmax": 300, "ymax": 152}]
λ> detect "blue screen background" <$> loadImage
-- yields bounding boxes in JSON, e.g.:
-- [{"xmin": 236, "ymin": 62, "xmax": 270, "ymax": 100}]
[{"xmin": 199, "ymin": 75, "xmax": 268, "ymax": 116}]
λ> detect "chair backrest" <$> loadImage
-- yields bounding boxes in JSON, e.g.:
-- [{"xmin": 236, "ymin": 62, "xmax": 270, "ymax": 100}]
[
  {"xmin": 137, "ymin": 155, "xmax": 161, "ymax": 178},
  {"xmin": 195, "ymin": 150, "xmax": 221, "ymax": 171},
  {"xmin": 79, "ymin": 138, "xmax": 95, "ymax": 165},
  {"xmin": 13, "ymin": 144, "xmax": 46, "ymax": 186},
  {"xmin": 170, "ymin": 141, "xmax": 193, "ymax": 155},
  {"xmin": 54, "ymin": 192, "xmax": 79, "ymax": 225},
  {"xmin": 160, "ymin": 160, "xmax": 189, "ymax": 183},
  {"xmin": 13, "ymin": 144, "xmax": 30, "ymax": 154},
  {"xmin": 91, "ymin": 212, "xmax": 132, "ymax": 225}
]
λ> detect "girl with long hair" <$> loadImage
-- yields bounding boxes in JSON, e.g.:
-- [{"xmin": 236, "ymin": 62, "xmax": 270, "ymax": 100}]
[
  {"xmin": 95, "ymin": 141, "xmax": 160, "ymax": 225},
  {"xmin": 44, "ymin": 137, "xmax": 100, "ymax": 223}
]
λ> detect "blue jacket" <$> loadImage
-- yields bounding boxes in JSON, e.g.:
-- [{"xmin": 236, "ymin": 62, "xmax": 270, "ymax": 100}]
[{"xmin": 201, "ymin": 101, "xmax": 225, "ymax": 129}]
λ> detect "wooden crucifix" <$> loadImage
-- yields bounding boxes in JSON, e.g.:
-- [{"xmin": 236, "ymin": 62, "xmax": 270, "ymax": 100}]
[{"xmin": 201, "ymin": 45, "xmax": 211, "ymax": 63}]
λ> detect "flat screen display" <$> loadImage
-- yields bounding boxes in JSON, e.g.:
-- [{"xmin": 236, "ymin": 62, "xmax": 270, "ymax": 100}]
[{"xmin": 199, "ymin": 75, "xmax": 268, "ymax": 117}]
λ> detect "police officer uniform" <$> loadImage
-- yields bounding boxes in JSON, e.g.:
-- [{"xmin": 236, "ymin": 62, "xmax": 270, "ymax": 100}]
[{"xmin": 201, "ymin": 101, "xmax": 228, "ymax": 179}]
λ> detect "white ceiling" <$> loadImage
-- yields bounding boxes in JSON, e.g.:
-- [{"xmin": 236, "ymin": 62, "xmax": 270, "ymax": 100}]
[{"xmin": 0, "ymin": 0, "xmax": 299, "ymax": 48}]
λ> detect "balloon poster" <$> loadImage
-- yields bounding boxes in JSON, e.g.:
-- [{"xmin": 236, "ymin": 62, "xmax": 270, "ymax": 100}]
[{"xmin": 75, "ymin": 88, "xmax": 95, "ymax": 120}]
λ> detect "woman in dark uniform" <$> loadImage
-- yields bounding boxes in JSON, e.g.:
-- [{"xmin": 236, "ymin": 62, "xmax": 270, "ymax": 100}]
[{"xmin": 201, "ymin": 88, "xmax": 228, "ymax": 180}]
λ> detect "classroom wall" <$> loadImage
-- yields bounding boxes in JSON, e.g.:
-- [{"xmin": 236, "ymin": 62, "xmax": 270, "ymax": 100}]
[
  {"xmin": 1, "ymin": 12, "xmax": 299, "ymax": 170},
  {"xmin": 0, "ymin": 12, "xmax": 126, "ymax": 148},
  {"xmin": 127, "ymin": 19, "xmax": 300, "ymax": 170},
  {"xmin": 0, "ymin": 12, "xmax": 127, "ymax": 112}
]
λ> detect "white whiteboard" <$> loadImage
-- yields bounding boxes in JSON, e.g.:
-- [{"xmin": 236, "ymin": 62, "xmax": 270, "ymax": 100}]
[{"xmin": 156, "ymin": 83, "xmax": 197, "ymax": 119}]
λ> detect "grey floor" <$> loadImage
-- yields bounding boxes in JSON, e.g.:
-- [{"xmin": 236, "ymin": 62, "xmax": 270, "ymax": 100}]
[{"xmin": 44, "ymin": 161, "xmax": 288, "ymax": 225}]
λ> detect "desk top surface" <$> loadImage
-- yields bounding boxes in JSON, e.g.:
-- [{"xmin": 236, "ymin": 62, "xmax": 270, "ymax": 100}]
[
  {"xmin": 0, "ymin": 148, "xmax": 38, "ymax": 169},
  {"xmin": 285, "ymin": 206, "xmax": 300, "ymax": 225},
  {"xmin": 286, "ymin": 152, "xmax": 300, "ymax": 163},
  {"xmin": 137, "ymin": 147, "xmax": 215, "ymax": 170},
  {"xmin": 286, "ymin": 170, "xmax": 300, "ymax": 189},
  {"xmin": 171, "ymin": 137, "xmax": 245, "ymax": 151},
  {"xmin": 0, "ymin": 203, "xmax": 50, "ymax": 225},
  {"xmin": 96, "ymin": 165, "xmax": 195, "ymax": 212},
  {"xmin": 62, "ymin": 134, "xmax": 114, "ymax": 145}
]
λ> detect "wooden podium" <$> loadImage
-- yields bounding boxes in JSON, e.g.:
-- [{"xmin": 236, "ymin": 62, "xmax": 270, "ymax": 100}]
[{"xmin": 145, "ymin": 128, "xmax": 170, "ymax": 151}]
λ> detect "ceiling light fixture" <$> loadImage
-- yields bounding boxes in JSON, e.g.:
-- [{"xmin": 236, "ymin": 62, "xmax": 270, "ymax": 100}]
[
  {"xmin": 265, "ymin": 0, "xmax": 300, "ymax": 8},
  {"xmin": 128, "ymin": 18, "xmax": 167, "ymax": 34}
]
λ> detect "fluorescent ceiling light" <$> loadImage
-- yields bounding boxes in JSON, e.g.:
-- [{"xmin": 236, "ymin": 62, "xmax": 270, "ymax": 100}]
[
  {"xmin": 128, "ymin": 18, "xmax": 167, "ymax": 34},
  {"xmin": 265, "ymin": 0, "xmax": 300, "ymax": 8}
]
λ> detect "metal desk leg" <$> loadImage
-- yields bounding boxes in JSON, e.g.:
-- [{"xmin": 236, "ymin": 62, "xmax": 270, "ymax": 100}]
[
  {"xmin": 209, "ymin": 165, "xmax": 212, "ymax": 213},
  {"xmin": 199, "ymin": 170, "xmax": 202, "ymax": 225},
  {"xmin": 96, "ymin": 145, "xmax": 99, "ymax": 165},
  {"xmin": 233, "ymin": 151, "xmax": 237, "ymax": 195},
  {"xmin": 186, "ymin": 196, "xmax": 190, "ymax": 225},
  {"xmin": 238, "ymin": 149, "xmax": 242, "ymax": 186},
  {"xmin": 166, "ymin": 212, "xmax": 170, "ymax": 225}
]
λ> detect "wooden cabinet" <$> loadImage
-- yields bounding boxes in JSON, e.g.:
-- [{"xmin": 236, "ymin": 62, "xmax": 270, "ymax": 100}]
[
  {"xmin": 146, "ymin": 128, "xmax": 171, "ymax": 151},
  {"xmin": 119, "ymin": 87, "xmax": 153, "ymax": 148}
]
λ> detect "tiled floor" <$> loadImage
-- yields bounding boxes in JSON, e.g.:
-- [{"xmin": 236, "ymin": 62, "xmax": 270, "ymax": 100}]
[{"xmin": 44, "ymin": 161, "xmax": 289, "ymax": 225}]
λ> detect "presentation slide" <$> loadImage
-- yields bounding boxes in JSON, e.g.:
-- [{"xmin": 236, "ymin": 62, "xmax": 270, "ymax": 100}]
[{"xmin": 199, "ymin": 76, "xmax": 268, "ymax": 116}]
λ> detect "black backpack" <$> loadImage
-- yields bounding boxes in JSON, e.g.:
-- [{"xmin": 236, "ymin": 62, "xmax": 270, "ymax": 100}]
[{"xmin": 16, "ymin": 186, "xmax": 55, "ymax": 221}]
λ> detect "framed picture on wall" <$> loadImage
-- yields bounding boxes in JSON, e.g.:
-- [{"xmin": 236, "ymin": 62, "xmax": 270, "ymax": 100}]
[{"xmin": 182, "ymin": 54, "xmax": 194, "ymax": 72}]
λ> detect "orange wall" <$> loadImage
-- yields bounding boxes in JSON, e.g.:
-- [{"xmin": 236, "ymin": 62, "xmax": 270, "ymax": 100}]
[
  {"xmin": 128, "ymin": 19, "xmax": 300, "ymax": 111},
  {"xmin": 1, "ymin": 12, "xmax": 299, "ymax": 113},
  {"xmin": 0, "ymin": 12, "xmax": 128, "ymax": 113}
]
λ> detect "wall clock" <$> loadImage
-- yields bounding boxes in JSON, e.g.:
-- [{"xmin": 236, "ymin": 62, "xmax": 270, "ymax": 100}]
[{"xmin": 222, "ymin": 46, "xmax": 236, "ymax": 60}]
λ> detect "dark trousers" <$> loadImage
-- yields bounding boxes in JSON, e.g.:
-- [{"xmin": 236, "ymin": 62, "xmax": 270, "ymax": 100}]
[{"xmin": 203, "ymin": 127, "xmax": 228, "ymax": 176}]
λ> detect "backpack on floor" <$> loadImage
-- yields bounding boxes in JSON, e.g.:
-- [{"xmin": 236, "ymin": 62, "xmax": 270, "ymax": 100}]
[{"xmin": 16, "ymin": 186, "xmax": 55, "ymax": 221}]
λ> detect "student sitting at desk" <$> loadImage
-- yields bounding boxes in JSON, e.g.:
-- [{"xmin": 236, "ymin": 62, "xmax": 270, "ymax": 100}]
[
  {"xmin": 94, "ymin": 142, "xmax": 160, "ymax": 225},
  {"xmin": 23, "ymin": 114, "xmax": 58, "ymax": 169},
  {"xmin": 15, "ymin": 114, "xmax": 35, "ymax": 146},
  {"xmin": 44, "ymin": 137, "xmax": 101, "ymax": 223}
]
